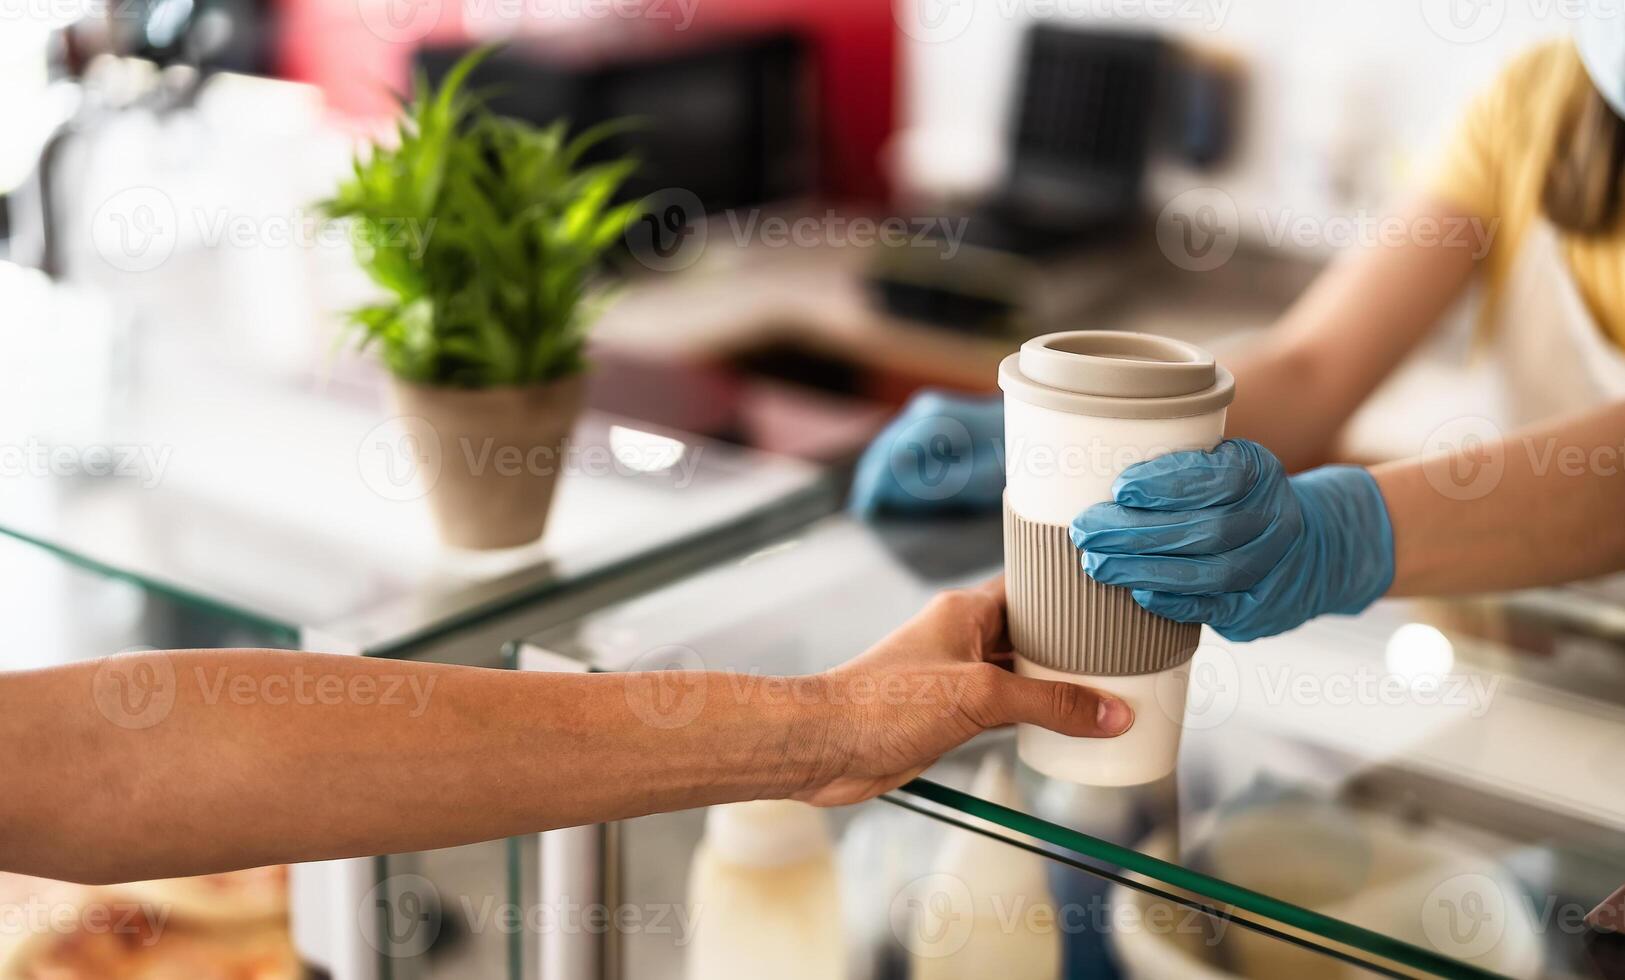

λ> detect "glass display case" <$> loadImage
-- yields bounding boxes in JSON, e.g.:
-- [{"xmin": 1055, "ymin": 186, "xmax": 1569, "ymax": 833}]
[
  {"xmin": 480, "ymin": 515, "xmax": 1625, "ymax": 980},
  {"xmin": 0, "ymin": 314, "xmax": 835, "ymax": 656},
  {"xmin": 0, "ymin": 268, "xmax": 843, "ymax": 979},
  {"xmin": 378, "ymin": 765, "xmax": 1375, "ymax": 980}
]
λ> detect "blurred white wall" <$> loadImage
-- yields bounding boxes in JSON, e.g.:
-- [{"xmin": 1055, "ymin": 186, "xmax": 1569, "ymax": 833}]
[
  {"xmin": 894, "ymin": 0, "xmax": 1571, "ymax": 244},
  {"xmin": 0, "ymin": 25, "xmax": 66, "ymax": 196}
]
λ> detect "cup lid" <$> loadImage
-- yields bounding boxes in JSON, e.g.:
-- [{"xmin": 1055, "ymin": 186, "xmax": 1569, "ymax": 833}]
[{"xmin": 999, "ymin": 330, "xmax": 1235, "ymax": 420}]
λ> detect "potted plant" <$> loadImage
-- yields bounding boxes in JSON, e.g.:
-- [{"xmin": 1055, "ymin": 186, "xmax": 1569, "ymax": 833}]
[{"xmin": 325, "ymin": 51, "xmax": 640, "ymax": 549}]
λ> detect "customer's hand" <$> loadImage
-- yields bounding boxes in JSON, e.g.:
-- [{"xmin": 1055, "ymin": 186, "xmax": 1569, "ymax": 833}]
[
  {"xmin": 1072, "ymin": 439, "xmax": 1395, "ymax": 642},
  {"xmin": 793, "ymin": 577, "xmax": 1133, "ymax": 807},
  {"xmin": 848, "ymin": 391, "xmax": 1006, "ymax": 517}
]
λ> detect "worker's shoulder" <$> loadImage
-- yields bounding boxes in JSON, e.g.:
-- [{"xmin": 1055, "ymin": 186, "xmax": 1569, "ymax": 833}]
[{"xmin": 1484, "ymin": 38, "xmax": 1586, "ymax": 113}]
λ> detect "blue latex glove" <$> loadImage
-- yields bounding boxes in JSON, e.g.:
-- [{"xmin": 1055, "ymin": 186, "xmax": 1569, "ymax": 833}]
[
  {"xmin": 1072, "ymin": 439, "xmax": 1395, "ymax": 641},
  {"xmin": 849, "ymin": 391, "xmax": 1006, "ymax": 517}
]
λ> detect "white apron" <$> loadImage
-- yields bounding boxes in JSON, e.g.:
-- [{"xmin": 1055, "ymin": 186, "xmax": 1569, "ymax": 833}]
[{"xmin": 1488, "ymin": 219, "xmax": 1625, "ymax": 426}]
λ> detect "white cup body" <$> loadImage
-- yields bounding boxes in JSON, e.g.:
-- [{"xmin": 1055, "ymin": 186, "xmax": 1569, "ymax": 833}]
[
  {"xmin": 1014, "ymin": 655, "xmax": 1191, "ymax": 786},
  {"xmin": 1004, "ymin": 396, "xmax": 1225, "ymax": 786},
  {"xmin": 1004, "ymin": 398, "xmax": 1226, "ymax": 521}
]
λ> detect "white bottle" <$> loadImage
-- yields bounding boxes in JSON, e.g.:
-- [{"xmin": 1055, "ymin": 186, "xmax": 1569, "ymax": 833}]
[
  {"xmin": 685, "ymin": 800, "xmax": 845, "ymax": 980},
  {"xmin": 906, "ymin": 756, "xmax": 1062, "ymax": 980},
  {"xmin": 1001, "ymin": 331, "xmax": 1233, "ymax": 786}
]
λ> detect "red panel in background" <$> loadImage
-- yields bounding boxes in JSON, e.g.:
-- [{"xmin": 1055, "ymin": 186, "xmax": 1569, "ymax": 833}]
[
  {"xmin": 273, "ymin": 0, "xmax": 467, "ymax": 122},
  {"xmin": 272, "ymin": 0, "xmax": 895, "ymax": 200}
]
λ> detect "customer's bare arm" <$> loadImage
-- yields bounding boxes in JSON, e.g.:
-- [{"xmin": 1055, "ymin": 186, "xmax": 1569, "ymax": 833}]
[
  {"xmin": 1224, "ymin": 195, "xmax": 1484, "ymax": 470},
  {"xmin": 0, "ymin": 579, "xmax": 1129, "ymax": 884},
  {"xmin": 1377, "ymin": 399, "xmax": 1625, "ymax": 595}
]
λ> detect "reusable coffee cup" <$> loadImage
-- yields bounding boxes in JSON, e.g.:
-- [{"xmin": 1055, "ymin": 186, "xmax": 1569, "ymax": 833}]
[{"xmin": 1001, "ymin": 330, "xmax": 1234, "ymax": 786}]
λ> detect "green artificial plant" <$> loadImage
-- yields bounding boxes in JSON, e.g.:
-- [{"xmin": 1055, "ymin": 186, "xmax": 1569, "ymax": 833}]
[{"xmin": 324, "ymin": 50, "xmax": 640, "ymax": 388}]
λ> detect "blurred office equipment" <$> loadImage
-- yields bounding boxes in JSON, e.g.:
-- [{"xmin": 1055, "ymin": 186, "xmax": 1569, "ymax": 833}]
[
  {"xmin": 869, "ymin": 25, "xmax": 1242, "ymax": 335},
  {"xmin": 1167, "ymin": 45, "xmax": 1244, "ymax": 170},
  {"xmin": 994, "ymin": 27, "xmax": 1168, "ymax": 242},
  {"xmin": 8, "ymin": 31, "xmax": 364, "ymax": 377},
  {"xmin": 417, "ymin": 31, "xmax": 817, "ymax": 216},
  {"xmin": 87, "ymin": 0, "xmax": 278, "ymax": 75},
  {"xmin": 10, "ymin": 52, "xmax": 203, "ymax": 279},
  {"xmin": 8, "ymin": 0, "xmax": 283, "ymax": 280},
  {"xmin": 868, "ymin": 26, "xmax": 1169, "ymax": 332}
]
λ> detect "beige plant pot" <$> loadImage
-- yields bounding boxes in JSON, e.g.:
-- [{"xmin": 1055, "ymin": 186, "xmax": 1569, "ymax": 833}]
[{"xmin": 391, "ymin": 375, "xmax": 585, "ymax": 550}]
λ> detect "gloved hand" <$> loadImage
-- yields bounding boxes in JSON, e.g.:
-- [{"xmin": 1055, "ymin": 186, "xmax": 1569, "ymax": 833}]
[
  {"xmin": 1071, "ymin": 439, "xmax": 1394, "ymax": 641},
  {"xmin": 849, "ymin": 390, "xmax": 1006, "ymax": 517}
]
